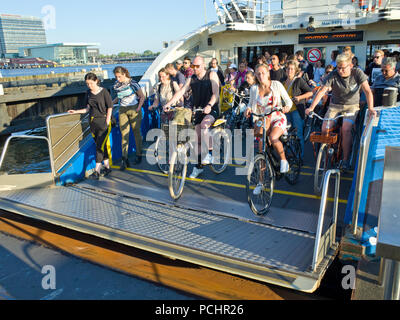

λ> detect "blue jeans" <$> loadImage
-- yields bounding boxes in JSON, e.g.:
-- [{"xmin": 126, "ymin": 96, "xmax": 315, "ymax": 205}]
[{"xmin": 286, "ymin": 110, "xmax": 304, "ymax": 159}]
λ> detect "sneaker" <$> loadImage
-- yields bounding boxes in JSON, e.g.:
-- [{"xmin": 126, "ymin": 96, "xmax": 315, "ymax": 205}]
[
  {"xmin": 120, "ymin": 158, "xmax": 129, "ymax": 171},
  {"xmin": 88, "ymin": 171, "xmax": 100, "ymax": 180},
  {"xmin": 189, "ymin": 167, "xmax": 204, "ymax": 179},
  {"xmin": 253, "ymin": 183, "xmax": 263, "ymax": 195},
  {"xmin": 100, "ymin": 167, "xmax": 112, "ymax": 177},
  {"xmin": 202, "ymin": 153, "xmax": 214, "ymax": 165},
  {"xmin": 280, "ymin": 160, "xmax": 290, "ymax": 173}
]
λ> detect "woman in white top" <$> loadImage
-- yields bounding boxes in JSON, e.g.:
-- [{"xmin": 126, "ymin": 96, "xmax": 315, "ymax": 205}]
[{"xmin": 245, "ymin": 63, "xmax": 293, "ymax": 174}]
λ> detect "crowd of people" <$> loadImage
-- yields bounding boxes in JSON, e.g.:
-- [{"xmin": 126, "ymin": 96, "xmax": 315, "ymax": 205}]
[{"xmin": 70, "ymin": 44, "xmax": 400, "ymax": 180}]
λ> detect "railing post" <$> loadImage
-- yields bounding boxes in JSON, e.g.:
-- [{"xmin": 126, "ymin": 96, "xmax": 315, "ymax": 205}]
[
  {"xmin": 311, "ymin": 169, "xmax": 340, "ymax": 272},
  {"xmin": 0, "ymin": 135, "xmax": 55, "ymax": 182},
  {"xmin": 351, "ymin": 113, "xmax": 375, "ymax": 236}
]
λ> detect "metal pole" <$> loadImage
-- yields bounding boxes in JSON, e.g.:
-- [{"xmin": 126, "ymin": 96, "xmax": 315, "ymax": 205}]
[{"xmin": 383, "ymin": 260, "xmax": 400, "ymax": 300}]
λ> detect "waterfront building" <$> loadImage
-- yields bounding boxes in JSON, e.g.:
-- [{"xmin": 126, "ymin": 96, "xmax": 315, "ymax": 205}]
[
  {"xmin": 0, "ymin": 14, "xmax": 46, "ymax": 58},
  {"xmin": 19, "ymin": 43, "xmax": 100, "ymax": 65}
]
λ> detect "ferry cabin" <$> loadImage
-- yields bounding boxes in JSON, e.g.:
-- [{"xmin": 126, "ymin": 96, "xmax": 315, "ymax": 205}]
[{"xmin": 144, "ymin": 0, "xmax": 400, "ymax": 94}]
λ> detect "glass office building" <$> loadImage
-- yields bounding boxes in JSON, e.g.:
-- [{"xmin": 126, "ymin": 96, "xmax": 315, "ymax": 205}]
[
  {"xmin": 19, "ymin": 43, "xmax": 100, "ymax": 65},
  {"xmin": 0, "ymin": 14, "xmax": 47, "ymax": 58}
]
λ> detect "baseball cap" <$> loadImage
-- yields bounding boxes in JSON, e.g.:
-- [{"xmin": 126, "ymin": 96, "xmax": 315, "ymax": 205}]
[
  {"xmin": 176, "ymin": 59, "xmax": 183, "ymax": 65},
  {"xmin": 230, "ymin": 63, "xmax": 237, "ymax": 70}
]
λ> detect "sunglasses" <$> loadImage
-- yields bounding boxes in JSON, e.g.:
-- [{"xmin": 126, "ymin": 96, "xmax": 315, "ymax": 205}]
[
  {"xmin": 374, "ymin": 56, "xmax": 381, "ymax": 59},
  {"xmin": 337, "ymin": 64, "xmax": 350, "ymax": 71},
  {"xmin": 191, "ymin": 64, "xmax": 201, "ymax": 69}
]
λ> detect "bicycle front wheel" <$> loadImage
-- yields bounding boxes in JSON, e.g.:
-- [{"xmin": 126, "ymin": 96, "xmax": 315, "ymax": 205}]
[
  {"xmin": 154, "ymin": 136, "xmax": 170, "ymax": 174},
  {"xmin": 314, "ymin": 143, "xmax": 331, "ymax": 195},
  {"xmin": 168, "ymin": 144, "xmax": 188, "ymax": 200},
  {"xmin": 284, "ymin": 136, "xmax": 301, "ymax": 185},
  {"xmin": 246, "ymin": 153, "xmax": 275, "ymax": 215},
  {"xmin": 209, "ymin": 128, "xmax": 231, "ymax": 174}
]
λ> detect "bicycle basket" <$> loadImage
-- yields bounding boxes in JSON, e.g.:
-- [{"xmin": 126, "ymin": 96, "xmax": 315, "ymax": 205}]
[
  {"xmin": 309, "ymin": 132, "xmax": 338, "ymax": 144},
  {"xmin": 161, "ymin": 123, "xmax": 191, "ymax": 142}
]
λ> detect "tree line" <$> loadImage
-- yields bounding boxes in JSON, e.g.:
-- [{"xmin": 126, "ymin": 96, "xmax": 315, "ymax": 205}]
[{"xmin": 99, "ymin": 50, "xmax": 160, "ymax": 59}]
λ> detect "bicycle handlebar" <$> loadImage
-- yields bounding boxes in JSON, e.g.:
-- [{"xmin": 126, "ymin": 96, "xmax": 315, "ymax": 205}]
[
  {"xmin": 308, "ymin": 110, "xmax": 355, "ymax": 121},
  {"xmin": 252, "ymin": 107, "xmax": 283, "ymax": 118}
]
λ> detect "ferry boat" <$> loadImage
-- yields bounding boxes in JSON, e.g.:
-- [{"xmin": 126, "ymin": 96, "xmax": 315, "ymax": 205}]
[{"xmin": 0, "ymin": 0, "xmax": 400, "ymax": 298}]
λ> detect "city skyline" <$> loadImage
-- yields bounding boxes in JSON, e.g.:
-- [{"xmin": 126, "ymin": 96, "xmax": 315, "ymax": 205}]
[{"xmin": 0, "ymin": 0, "xmax": 218, "ymax": 55}]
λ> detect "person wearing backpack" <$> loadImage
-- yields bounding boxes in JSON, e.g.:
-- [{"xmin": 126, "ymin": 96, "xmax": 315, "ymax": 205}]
[
  {"xmin": 113, "ymin": 66, "xmax": 145, "ymax": 169},
  {"xmin": 149, "ymin": 68, "xmax": 191, "ymax": 125}
]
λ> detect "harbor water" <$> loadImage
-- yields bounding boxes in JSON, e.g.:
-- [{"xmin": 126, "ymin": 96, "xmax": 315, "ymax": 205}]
[
  {"xmin": 0, "ymin": 62, "xmax": 151, "ymax": 78},
  {"xmin": 0, "ymin": 62, "xmax": 151, "ymax": 175}
]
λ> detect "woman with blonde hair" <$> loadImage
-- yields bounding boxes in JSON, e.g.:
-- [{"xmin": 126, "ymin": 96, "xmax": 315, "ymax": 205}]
[{"xmin": 244, "ymin": 64, "xmax": 293, "ymax": 184}]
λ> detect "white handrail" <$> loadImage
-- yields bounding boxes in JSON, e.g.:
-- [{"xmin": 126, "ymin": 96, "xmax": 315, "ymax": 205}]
[
  {"xmin": 0, "ymin": 135, "xmax": 55, "ymax": 181},
  {"xmin": 351, "ymin": 113, "xmax": 375, "ymax": 235},
  {"xmin": 311, "ymin": 169, "xmax": 340, "ymax": 272}
]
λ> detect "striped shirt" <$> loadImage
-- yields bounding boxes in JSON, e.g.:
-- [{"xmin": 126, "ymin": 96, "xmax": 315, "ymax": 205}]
[{"xmin": 113, "ymin": 79, "xmax": 141, "ymax": 107}]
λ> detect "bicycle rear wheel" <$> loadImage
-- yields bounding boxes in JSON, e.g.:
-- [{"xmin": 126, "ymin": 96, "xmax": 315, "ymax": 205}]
[
  {"xmin": 314, "ymin": 143, "xmax": 332, "ymax": 195},
  {"xmin": 209, "ymin": 128, "xmax": 231, "ymax": 174},
  {"xmin": 246, "ymin": 153, "xmax": 275, "ymax": 215},
  {"xmin": 154, "ymin": 136, "xmax": 170, "ymax": 174},
  {"xmin": 168, "ymin": 144, "xmax": 188, "ymax": 200},
  {"xmin": 284, "ymin": 136, "xmax": 301, "ymax": 185}
]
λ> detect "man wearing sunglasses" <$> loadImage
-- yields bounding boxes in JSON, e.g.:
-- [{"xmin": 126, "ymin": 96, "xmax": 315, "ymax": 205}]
[
  {"xmin": 182, "ymin": 57, "xmax": 194, "ymax": 79},
  {"xmin": 164, "ymin": 55, "xmax": 220, "ymax": 178},
  {"xmin": 365, "ymin": 50, "xmax": 384, "ymax": 84},
  {"xmin": 371, "ymin": 57, "xmax": 400, "ymax": 106}
]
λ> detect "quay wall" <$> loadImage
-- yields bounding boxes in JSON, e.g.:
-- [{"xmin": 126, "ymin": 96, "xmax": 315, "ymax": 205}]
[{"xmin": 0, "ymin": 72, "xmax": 140, "ymax": 136}]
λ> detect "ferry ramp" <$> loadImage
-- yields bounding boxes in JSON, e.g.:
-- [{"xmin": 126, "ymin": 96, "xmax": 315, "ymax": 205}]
[{"xmin": 0, "ymin": 111, "xmax": 355, "ymax": 293}]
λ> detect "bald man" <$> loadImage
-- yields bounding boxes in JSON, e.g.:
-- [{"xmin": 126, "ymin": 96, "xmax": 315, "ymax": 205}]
[{"xmin": 164, "ymin": 56, "xmax": 220, "ymax": 178}]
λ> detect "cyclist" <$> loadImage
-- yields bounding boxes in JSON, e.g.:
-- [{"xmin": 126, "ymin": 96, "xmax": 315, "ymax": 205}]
[
  {"xmin": 163, "ymin": 55, "xmax": 220, "ymax": 179},
  {"xmin": 305, "ymin": 53, "xmax": 377, "ymax": 171},
  {"xmin": 149, "ymin": 68, "xmax": 191, "ymax": 125},
  {"xmin": 244, "ymin": 63, "xmax": 293, "ymax": 182}
]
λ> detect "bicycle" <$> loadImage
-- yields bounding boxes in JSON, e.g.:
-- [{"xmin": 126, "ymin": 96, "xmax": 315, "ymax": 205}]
[
  {"xmin": 223, "ymin": 90, "xmax": 250, "ymax": 132},
  {"xmin": 168, "ymin": 109, "xmax": 231, "ymax": 200},
  {"xmin": 308, "ymin": 110, "xmax": 355, "ymax": 195},
  {"xmin": 246, "ymin": 108, "xmax": 302, "ymax": 215},
  {"xmin": 153, "ymin": 107, "xmax": 177, "ymax": 174}
]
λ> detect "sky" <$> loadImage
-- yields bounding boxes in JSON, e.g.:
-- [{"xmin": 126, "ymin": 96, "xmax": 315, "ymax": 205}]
[{"xmin": 1, "ymin": 0, "xmax": 218, "ymax": 55}]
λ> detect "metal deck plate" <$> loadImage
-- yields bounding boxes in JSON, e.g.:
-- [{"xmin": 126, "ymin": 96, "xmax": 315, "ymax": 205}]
[
  {"xmin": 78, "ymin": 170, "xmax": 332, "ymax": 235},
  {"xmin": 0, "ymin": 179, "xmax": 337, "ymax": 292}
]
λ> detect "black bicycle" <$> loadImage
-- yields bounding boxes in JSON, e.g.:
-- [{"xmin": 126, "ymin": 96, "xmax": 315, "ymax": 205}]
[
  {"xmin": 223, "ymin": 90, "xmax": 251, "ymax": 132},
  {"xmin": 246, "ymin": 108, "xmax": 302, "ymax": 215}
]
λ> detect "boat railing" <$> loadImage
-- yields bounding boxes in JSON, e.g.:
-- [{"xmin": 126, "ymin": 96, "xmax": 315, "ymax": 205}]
[
  {"xmin": 214, "ymin": 0, "xmax": 392, "ymax": 25},
  {"xmin": 0, "ymin": 134, "xmax": 55, "ymax": 181},
  {"xmin": 46, "ymin": 112, "xmax": 91, "ymax": 175},
  {"xmin": 351, "ymin": 112, "xmax": 376, "ymax": 236},
  {"xmin": 311, "ymin": 169, "xmax": 340, "ymax": 272}
]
